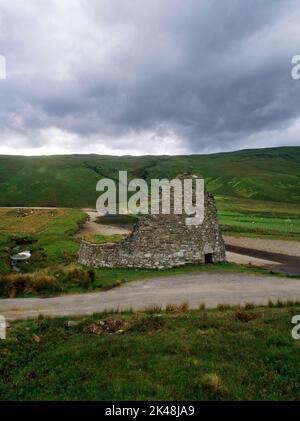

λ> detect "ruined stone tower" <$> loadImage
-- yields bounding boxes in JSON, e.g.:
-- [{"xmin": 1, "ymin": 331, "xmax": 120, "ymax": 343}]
[{"xmin": 79, "ymin": 192, "xmax": 226, "ymax": 269}]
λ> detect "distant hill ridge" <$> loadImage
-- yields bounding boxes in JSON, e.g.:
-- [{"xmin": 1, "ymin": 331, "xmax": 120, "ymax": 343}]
[{"xmin": 0, "ymin": 146, "xmax": 299, "ymax": 207}]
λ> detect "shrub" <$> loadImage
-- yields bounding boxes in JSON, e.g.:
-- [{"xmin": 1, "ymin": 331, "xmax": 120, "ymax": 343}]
[
  {"xmin": 234, "ymin": 309, "xmax": 261, "ymax": 322},
  {"xmin": 30, "ymin": 271, "xmax": 60, "ymax": 292},
  {"xmin": 131, "ymin": 315, "xmax": 165, "ymax": 332},
  {"xmin": 166, "ymin": 302, "xmax": 189, "ymax": 313},
  {"xmin": 0, "ymin": 265, "xmax": 94, "ymax": 297},
  {"xmin": 87, "ymin": 269, "xmax": 95, "ymax": 284},
  {"xmin": 0, "ymin": 271, "xmax": 59, "ymax": 297},
  {"xmin": 59, "ymin": 265, "xmax": 95, "ymax": 289},
  {"xmin": 244, "ymin": 302, "xmax": 255, "ymax": 310},
  {"xmin": 201, "ymin": 373, "xmax": 227, "ymax": 399},
  {"xmin": 217, "ymin": 303, "xmax": 231, "ymax": 311},
  {"xmin": 144, "ymin": 305, "xmax": 162, "ymax": 314}
]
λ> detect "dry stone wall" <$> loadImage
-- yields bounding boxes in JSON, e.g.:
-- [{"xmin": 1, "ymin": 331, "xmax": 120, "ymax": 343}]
[{"xmin": 79, "ymin": 193, "xmax": 226, "ymax": 269}]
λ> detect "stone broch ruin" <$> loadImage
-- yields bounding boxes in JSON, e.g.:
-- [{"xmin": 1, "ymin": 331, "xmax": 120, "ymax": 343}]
[{"xmin": 79, "ymin": 192, "xmax": 226, "ymax": 269}]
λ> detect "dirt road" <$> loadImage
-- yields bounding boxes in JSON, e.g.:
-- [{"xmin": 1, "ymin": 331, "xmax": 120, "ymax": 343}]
[
  {"xmin": 1, "ymin": 272, "xmax": 299, "ymax": 321},
  {"xmin": 79, "ymin": 209, "xmax": 131, "ymax": 236}
]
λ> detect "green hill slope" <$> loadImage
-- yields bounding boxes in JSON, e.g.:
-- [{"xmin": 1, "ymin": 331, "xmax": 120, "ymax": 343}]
[{"xmin": 0, "ymin": 147, "xmax": 299, "ymax": 207}]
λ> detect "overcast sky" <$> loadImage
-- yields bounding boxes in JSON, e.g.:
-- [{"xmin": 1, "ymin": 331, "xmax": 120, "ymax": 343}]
[{"xmin": 0, "ymin": 0, "xmax": 300, "ymax": 156}]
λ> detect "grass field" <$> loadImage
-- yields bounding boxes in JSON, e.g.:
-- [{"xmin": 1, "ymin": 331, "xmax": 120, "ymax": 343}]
[
  {"xmin": 0, "ymin": 208, "xmax": 90, "ymax": 295},
  {"xmin": 1, "ymin": 304, "xmax": 300, "ymax": 400},
  {"xmin": 216, "ymin": 196, "xmax": 300, "ymax": 240},
  {"xmin": 0, "ymin": 147, "xmax": 300, "ymax": 208},
  {"xmin": 0, "ymin": 208, "xmax": 87, "ymax": 274},
  {"xmin": 83, "ymin": 233, "xmax": 124, "ymax": 244},
  {"xmin": 96, "ymin": 214, "xmax": 139, "ymax": 226}
]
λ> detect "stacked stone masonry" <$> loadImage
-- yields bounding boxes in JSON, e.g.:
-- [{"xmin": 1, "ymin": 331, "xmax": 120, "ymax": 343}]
[{"xmin": 79, "ymin": 193, "xmax": 226, "ymax": 269}]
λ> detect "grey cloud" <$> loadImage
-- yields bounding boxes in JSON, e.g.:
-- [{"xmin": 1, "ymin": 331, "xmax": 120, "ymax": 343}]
[{"xmin": 0, "ymin": 0, "xmax": 300, "ymax": 155}]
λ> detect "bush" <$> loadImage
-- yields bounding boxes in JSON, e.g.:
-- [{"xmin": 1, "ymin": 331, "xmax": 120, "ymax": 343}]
[
  {"xmin": 0, "ymin": 265, "xmax": 95, "ymax": 297},
  {"xmin": 165, "ymin": 302, "xmax": 189, "ymax": 313},
  {"xmin": 61, "ymin": 265, "xmax": 95, "ymax": 289},
  {"xmin": 0, "ymin": 271, "xmax": 59, "ymax": 298},
  {"xmin": 217, "ymin": 303, "xmax": 231, "ymax": 311},
  {"xmin": 200, "ymin": 373, "xmax": 227, "ymax": 399},
  {"xmin": 234, "ymin": 309, "xmax": 261, "ymax": 322}
]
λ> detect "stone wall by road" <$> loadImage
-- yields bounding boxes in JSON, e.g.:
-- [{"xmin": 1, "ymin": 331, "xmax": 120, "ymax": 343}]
[{"xmin": 79, "ymin": 193, "xmax": 226, "ymax": 269}]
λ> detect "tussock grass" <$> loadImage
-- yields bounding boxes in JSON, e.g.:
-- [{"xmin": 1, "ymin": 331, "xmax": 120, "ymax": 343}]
[
  {"xmin": 143, "ymin": 305, "xmax": 162, "ymax": 314},
  {"xmin": 244, "ymin": 302, "xmax": 255, "ymax": 310},
  {"xmin": 268, "ymin": 299, "xmax": 300, "ymax": 308},
  {"xmin": 166, "ymin": 302, "xmax": 189, "ymax": 313},
  {"xmin": 217, "ymin": 303, "xmax": 231, "ymax": 311},
  {"xmin": 201, "ymin": 373, "xmax": 227, "ymax": 399},
  {"xmin": 234, "ymin": 309, "xmax": 261, "ymax": 322},
  {"xmin": 0, "ymin": 265, "xmax": 95, "ymax": 297},
  {"xmin": 0, "ymin": 271, "xmax": 57, "ymax": 297}
]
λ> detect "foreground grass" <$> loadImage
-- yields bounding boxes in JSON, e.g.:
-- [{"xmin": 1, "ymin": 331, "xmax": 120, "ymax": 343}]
[{"xmin": 1, "ymin": 304, "xmax": 300, "ymax": 400}]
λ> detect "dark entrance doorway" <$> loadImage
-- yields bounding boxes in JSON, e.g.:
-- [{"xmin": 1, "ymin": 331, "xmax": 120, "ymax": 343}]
[{"xmin": 205, "ymin": 253, "xmax": 213, "ymax": 264}]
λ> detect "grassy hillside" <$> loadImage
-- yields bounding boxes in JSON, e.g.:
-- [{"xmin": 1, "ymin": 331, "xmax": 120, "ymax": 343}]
[{"xmin": 0, "ymin": 146, "xmax": 299, "ymax": 207}]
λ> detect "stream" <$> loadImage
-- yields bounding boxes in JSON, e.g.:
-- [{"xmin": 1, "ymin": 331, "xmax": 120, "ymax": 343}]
[{"xmin": 10, "ymin": 240, "xmax": 35, "ymax": 272}]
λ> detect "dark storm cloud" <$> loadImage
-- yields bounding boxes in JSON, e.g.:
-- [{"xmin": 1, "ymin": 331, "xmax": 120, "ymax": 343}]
[{"xmin": 0, "ymin": 0, "xmax": 299, "ymax": 155}]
